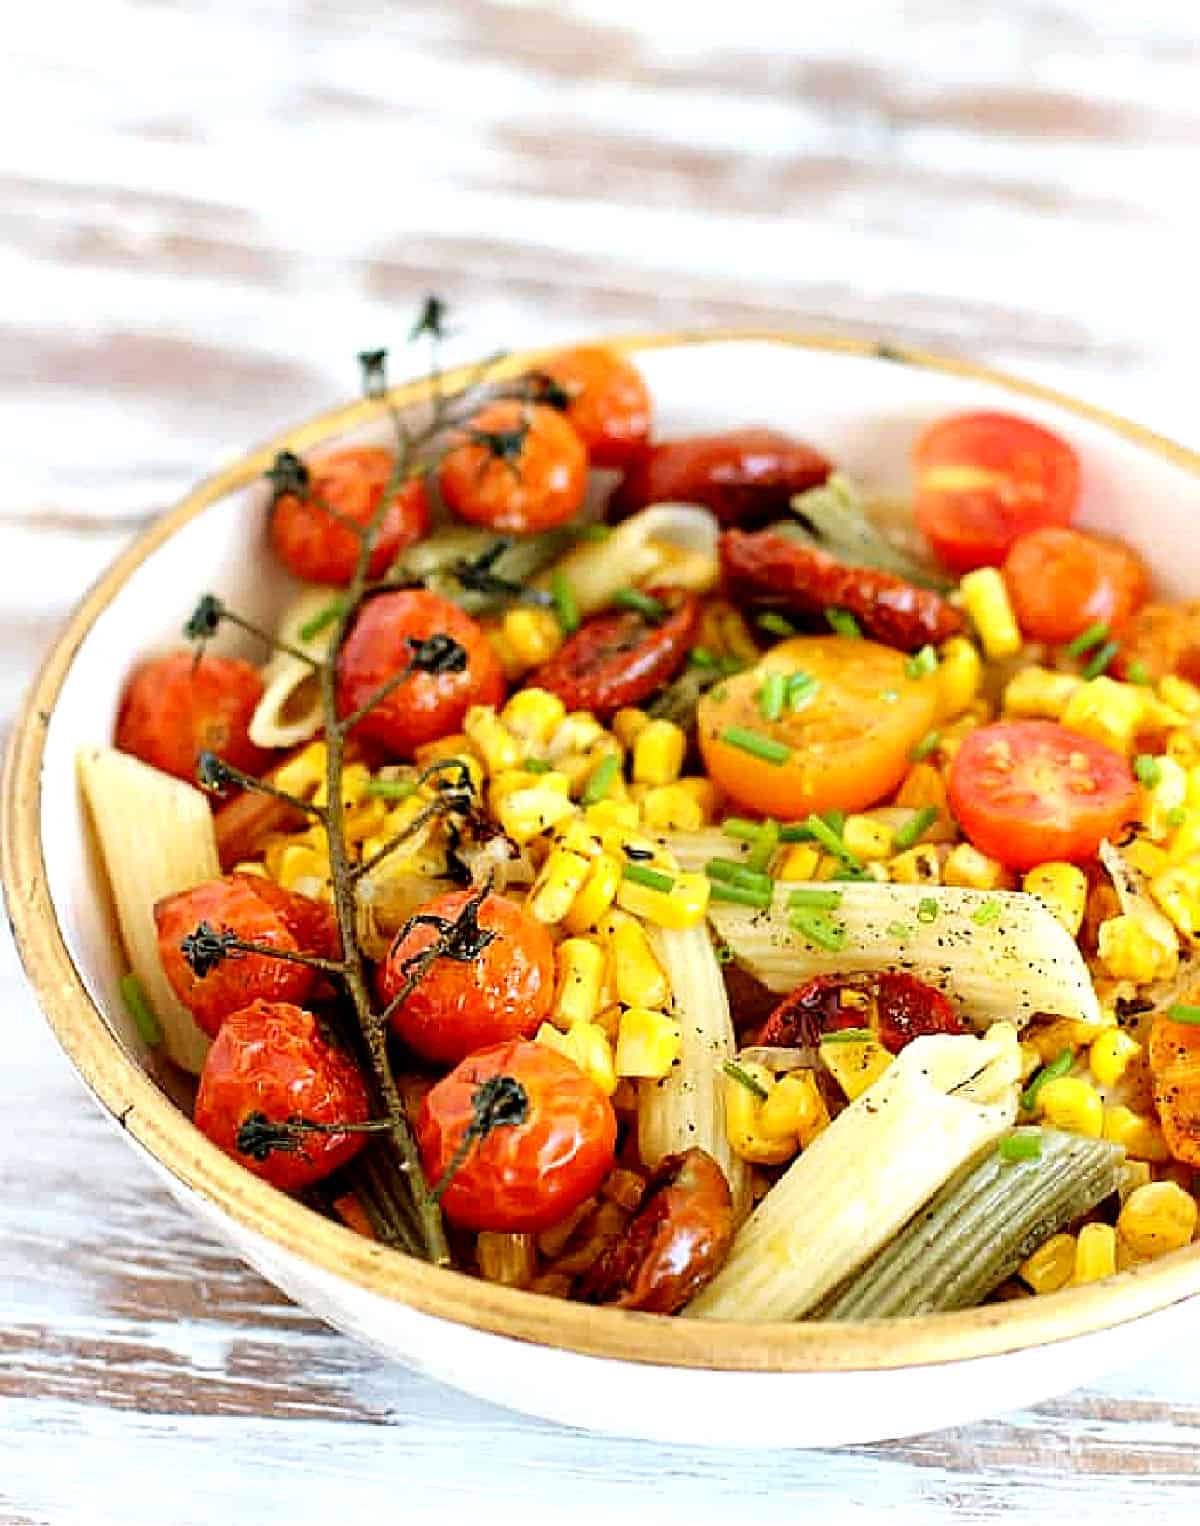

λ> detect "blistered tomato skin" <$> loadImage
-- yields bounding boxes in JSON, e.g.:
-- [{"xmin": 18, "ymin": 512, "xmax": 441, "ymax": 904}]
[
  {"xmin": 335, "ymin": 589, "xmax": 505, "ymax": 758},
  {"xmin": 194, "ymin": 1000, "xmax": 370, "ymax": 1192},
  {"xmin": 760, "ymin": 973, "xmax": 963, "ymax": 1054},
  {"xmin": 115, "ymin": 651, "xmax": 269, "ymax": 784},
  {"xmin": 535, "ymin": 345, "xmax": 651, "ymax": 470},
  {"xmin": 1113, "ymin": 602, "xmax": 1200, "ymax": 686},
  {"xmin": 416, "ymin": 1039, "xmax": 617, "ymax": 1233},
  {"xmin": 438, "ymin": 400, "xmax": 588, "ymax": 534},
  {"xmin": 1002, "ymin": 527, "xmax": 1149, "ymax": 645},
  {"xmin": 530, "ymin": 593, "xmax": 698, "ymax": 718},
  {"xmin": 269, "ymin": 447, "xmax": 430, "ymax": 585},
  {"xmin": 377, "ymin": 890, "xmax": 555, "ymax": 1066}
]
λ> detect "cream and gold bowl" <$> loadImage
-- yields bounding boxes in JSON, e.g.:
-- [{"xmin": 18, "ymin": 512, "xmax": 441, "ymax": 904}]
[{"xmin": 6, "ymin": 333, "xmax": 1200, "ymax": 1447}]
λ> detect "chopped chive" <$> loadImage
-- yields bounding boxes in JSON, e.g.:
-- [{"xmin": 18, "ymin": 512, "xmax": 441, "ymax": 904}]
[
  {"xmin": 1082, "ymin": 640, "xmax": 1120, "ymax": 680},
  {"xmin": 758, "ymin": 672, "xmax": 787, "ymax": 723},
  {"xmin": 720, "ymin": 726, "xmax": 791, "ymax": 765},
  {"xmin": 613, "ymin": 587, "xmax": 665, "ymax": 621},
  {"xmin": 789, "ymin": 908, "xmax": 847, "ymax": 951},
  {"xmin": 758, "ymin": 611, "xmax": 796, "ymax": 638},
  {"xmin": 778, "ymin": 808, "xmax": 844, "ymax": 842},
  {"xmin": 917, "ymin": 896, "xmax": 939, "ymax": 924},
  {"xmin": 365, "ymin": 778, "xmax": 417, "ymax": 799},
  {"xmin": 893, "ymin": 805, "xmax": 939, "ymax": 852},
  {"xmin": 582, "ymin": 753, "xmax": 620, "ymax": 805},
  {"xmin": 1166, "ymin": 1003, "xmax": 1200, "ymax": 1026},
  {"xmin": 710, "ymin": 880, "xmax": 774, "ymax": 908},
  {"xmin": 1126, "ymin": 659, "xmax": 1152, "ymax": 686},
  {"xmin": 575, "ymin": 523, "xmax": 612, "ymax": 542},
  {"xmin": 721, "ymin": 816, "xmax": 762, "ymax": 843},
  {"xmin": 1167, "ymin": 805, "xmax": 1188, "ymax": 828},
  {"xmin": 998, "ymin": 1132, "xmax": 1043, "ymax": 1163},
  {"xmin": 887, "ymin": 921, "xmax": 914, "ymax": 941},
  {"xmin": 1134, "ymin": 754, "xmax": 1162, "ymax": 787},
  {"xmin": 786, "ymin": 671, "xmax": 818, "ymax": 711},
  {"xmin": 821, "ymin": 1026, "xmax": 874, "ymax": 1044},
  {"xmin": 787, "ymin": 887, "xmax": 844, "ymax": 910},
  {"xmin": 551, "ymin": 570, "xmax": 579, "ymax": 634},
  {"xmin": 622, "ymin": 861, "xmax": 674, "ymax": 894},
  {"xmin": 689, "ymin": 646, "xmax": 717, "ymax": 668},
  {"xmin": 1065, "ymin": 621, "xmax": 1109, "ymax": 659},
  {"xmin": 910, "ymin": 729, "xmax": 941, "ymax": 762},
  {"xmin": 120, "ymin": 972, "xmax": 162, "ymax": 1047},
  {"xmin": 746, "ymin": 818, "xmax": 781, "ymax": 874},
  {"xmin": 298, "ymin": 599, "xmax": 346, "ymax": 643},
  {"xmin": 522, "ymin": 757, "xmax": 552, "ymax": 774},
  {"xmin": 972, "ymin": 897, "xmax": 1002, "ymax": 926},
  {"xmin": 805, "ymin": 812, "xmax": 863, "ymax": 871},
  {"xmin": 705, "ymin": 858, "xmax": 772, "ymax": 890},
  {"xmin": 1021, "ymin": 1048, "xmax": 1073, "ymax": 1111},
  {"xmin": 905, "ymin": 645, "xmax": 939, "ymax": 680},
  {"xmin": 826, "ymin": 607, "xmax": 862, "ymax": 638},
  {"xmin": 723, "ymin": 1060, "xmax": 770, "ymax": 1100},
  {"xmin": 829, "ymin": 867, "xmax": 871, "ymax": 882}
]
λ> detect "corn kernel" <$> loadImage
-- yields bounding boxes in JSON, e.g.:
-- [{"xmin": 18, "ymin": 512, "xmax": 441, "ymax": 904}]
[
  {"xmin": 1142, "ymin": 755, "xmax": 1189, "ymax": 840},
  {"xmin": 562, "ymin": 852, "xmax": 622, "ymax": 933},
  {"xmin": 888, "ymin": 844, "xmax": 943, "ymax": 885},
  {"xmin": 1103, "ymin": 1104, "xmax": 1171, "ymax": 1161},
  {"xmin": 496, "ymin": 784, "xmax": 577, "ymax": 845},
  {"xmin": 548, "ymin": 712, "xmax": 607, "ymax": 759},
  {"xmin": 724, "ymin": 1061, "xmax": 797, "ymax": 1165},
  {"xmin": 759, "ymin": 1070, "xmax": 830, "ymax": 1147},
  {"xmin": 529, "ymin": 847, "xmax": 592, "ymax": 924},
  {"xmin": 464, "ymin": 706, "xmax": 522, "ymax": 774},
  {"xmin": 1117, "ymin": 1181, "xmax": 1198, "ymax": 1258},
  {"xmin": 1160, "ymin": 675, "xmax": 1200, "ymax": 716},
  {"xmin": 1002, "ymin": 665, "xmax": 1081, "ymax": 720},
  {"xmin": 777, "ymin": 842, "xmax": 821, "ymax": 881},
  {"xmin": 552, "ymin": 938, "xmax": 606, "ymax": 1028},
  {"xmin": 640, "ymin": 784, "xmax": 705, "ymax": 833},
  {"xmin": 1123, "ymin": 838, "xmax": 1169, "ymax": 879},
  {"xmin": 1120, "ymin": 1159, "xmax": 1154, "ymax": 1201},
  {"xmin": 535, "ymin": 1020, "xmax": 616, "ymax": 1095},
  {"xmin": 583, "ymin": 798, "xmax": 641, "ymax": 834},
  {"xmin": 489, "ymin": 767, "xmax": 571, "ymax": 814},
  {"xmin": 1020, "ymin": 1232, "xmax": 1077, "ymax": 1294},
  {"xmin": 1098, "ymin": 913, "xmax": 1179, "ymax": 983},
  {"xmin": 501, "ymin": 608, "xmax": 563, "ymax": 670},
  {"xmin": 843, "ymin": 814, "xmax": 894, "ymax": 862},
  {"xmin": 1023, "ymin": 861, "xmax": 1088, "ymax": 936},
  {"xmin": 342, "ymin": 796, "xmax": 389, "ymax": 845},
  {"xmin": 413, "ymin": 735, "xmax": 485, "ymax": 795},
  {"xmin": 1165, "ymin": 725, "xmax": 1200, "ymax": 770},
  {"xmin": 1089, "ymin": 1028, "xmax": 1142, "ymax": 1088},
  {"xmin": 1072, "ymin": 1222, "xmax": 1117, "ymax": 1285},
  {"xmin": 675, "ymin": 776, "xmax": 718, "ymax": 823},
  {"xmin": 612, "ymin": 708, "xmax": 650, "ymax": 748},
  {"xmin": 313, "ymin": 761, "xmax": 370, "ymax": 810},
  {"xmin": 501, "ymin": 686, "xmax": 567, "ymax": 747},
  {"xmin": 616, "ymin": 868, "xmax": 710, "ymax": 929},
  {"xmin": 632, "ymin": 719, "xmax": 687, "ymax": 786},
  {"xmin": 273, "ymin": 741, "xmax": 328, "ymax": 799},
  {"xmin": 960, "ymin": 567, "xmax": 1022, "ymax": 659},
  {"xmin": 610, "ymin": 915, "xmax": 669, "ymax": 1009},
  {"xmin": 1034, "ymin": 1075, "xmax": 1104, "ymax": 1137},
  {"xmin": 615, "ymin": 1008, "xmax": 682, "ymax": 1079},
  {"xmin": 1151, "ymin": 862, "xmax": 1200, "ymax": 939},
  {"xmin": 1061, "ymin": 677, "xmax": 1144, "ymax": 755},
  {"xmin": 820, "ymin": 1037, "xmax": 893, "ymax": 1100},
  {"xmin": 274, "ymin": 843, "xmax": 330, "ymax": 898},
  {"xmin": 936, "ymin": 635, "xmax": 983, "ymax": 719},
  {"xmin": 1026, "ymin": 1018, "xmax": 1097, "ymax": 1064},
  {"xmin": 944, "ymin": 842, "xmax": 1009, "ymax": 890}
]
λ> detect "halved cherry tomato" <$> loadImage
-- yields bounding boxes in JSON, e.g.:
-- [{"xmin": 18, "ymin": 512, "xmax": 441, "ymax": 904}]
[
  {"xmin": 760, "ymin": 973, "xmax": 963, "ymax": 1054},
  {"xmin": 335, "ymin": 589, "xmax": 505, "ymax": 758},
  {"xmin": 1002, "ymin": 527, "xmax": 1149, "ymax": 645},
  {"xmin": 947, "ymin": 720, "xmax": 1138, "ymax": 870},
  {"xmin": 194, "ymin": 1000, "xmax": 370, "ymax": 1191},
  {"xmin": 1113, "ymin": 602, "xmax": 1200, "ymax": 686},
  {"xmin": 533, "ymin": 345, "xmax": 651, "ymax": 470},
  {"xmin": 115, "ymin": 650, "xmax": 268, "ymax": 784},
  {"xmin": 269, "ymin": 447, "xmax": 430, "ymax": 585},
  {"xmin": 914, "ymin": 413, "xmax": 1080, "ymax": 574},
  {"xmin": 376, "ymin": 890, "xmax": 555, "ymax": 1066},
  {"xmin": 697, "ymin": 636, "xmax": 939, "ymax": 819},
  {"xmin": 610, "ymin": 428, "xmax": 830, "ymax": 528},
  {"xmin": 529, "ymin": 592, "xmax": 698, "ymax": 718},
  {"xmin": 416, "ymin": 1039, "xmax": 617, "ymax": 1232},
  {"xmin": 438, "ymin": 400, "xmax": 588, "ymax": 533},
  {"xmin": 155, "ymin": 873, "xmax": 336, "ymax": 1037}
]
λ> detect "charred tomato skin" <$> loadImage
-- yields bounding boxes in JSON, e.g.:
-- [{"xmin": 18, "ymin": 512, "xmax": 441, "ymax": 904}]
[
  {"xmin": 115, "ymin": 650, "xmax": 269, "ymax": 784},
  {"xmin": 529, "ymin": 592, "xmax": 698, "ymax": 717},
  {"xmin": 534, "ymin": 345, "xmax": 651, "ymax": 470}
]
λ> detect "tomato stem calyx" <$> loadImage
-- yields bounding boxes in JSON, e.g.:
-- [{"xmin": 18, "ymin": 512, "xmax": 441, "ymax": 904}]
[
  {"xmin": 431, "ymin": 1074, "xmax": 530, "ymax": 1203},
  {"xmin": 235, "ymin": 1109, "xmax": 395, "ymax": 1162},
  {"xmin": 194, "ymin": 750, "xmax": 327, "ymax": 822},
  {"xmin": 178, "ymin": 921, "xmax": 347, "ymax": 980}
]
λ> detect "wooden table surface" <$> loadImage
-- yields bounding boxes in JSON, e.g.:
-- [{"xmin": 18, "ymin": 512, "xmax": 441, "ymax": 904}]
[{"xmin": 5, "ymin": 2, "xmax": 1200, "ymax": 1519}]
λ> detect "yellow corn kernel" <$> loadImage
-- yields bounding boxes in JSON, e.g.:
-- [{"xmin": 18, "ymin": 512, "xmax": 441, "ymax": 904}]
[
  {"xmin": 464, "ymin": 706, "xmax": 521, "ymax": 775},
  {"xmin": 1117, "ymin": 1181, "xmax": 1198, "ymax": 1259},
  {"xmin": 598, "ymin": 825, "xmax": 674, "ymax": 869},
  {"xmin": 489, "ymin": 767, "xmax": 571, "ymax": 814},
  {"xmin": 552, "ymin": 937, "xmax": 606, "ymax": 1028},
  {"xmin": 894, "ymin": 759, "xmax": 950, "ymax": 820},
  {"xmin": 583, "ymin": 797, "xmax": 641, "ymax": 834},
  {"xmin": 1160, "ymin": 675, "xmax": 1200, "ymax": 716},
  {"xmin": 500, "ymin": 686, "xmax": 567, "ymax": 747},
  {"xmin": 274, "ymin": 843, "xmax": 330, "ymax": 898},
  {"xmin": 759, "ymin": 1070, "xmax": 830, "ymax": 1148},
  {"xmin": 231, "ymin": 860, "xmax": 268, "ymax": 878},
  {"xmin": 936, "ymin": 635, "xmax": 983, "ymax": 719},
  {"xmin": 1026, "ymin": 1018, "xmax": 1098, "ymax": 1065},
  {"xmin": 888, "ymin": 844, "xmax": 943, "ymax": 885},
  {"xmin": 632, "ymin": 719, "xmax": 687, "ymax": 786},
  {"xmin": 842, "ymin": 814, "xmax": 894, "ymax": 862},
  {"xmin": 675, "ymin": 776, "xmax": 718, "ymax": 823},
  {"xmin": 1002, "ymin": 665, "xmax": 1081, "ymax": 720},
  {"xmin": 1071, "ymin": 1222, "xmax": 1117, "ymax": 1285},
  {"xmin": 342, "ymin": 796, "xmax": 389, "ymax": 845},
  {"xmin": 1020, "ymin": 1232, "xmax": 1077, "ymax": 1295},
  {"xmin": 820, "ymin": 1037, "xmax": 893, "ymax": 1101},
  {"xmin": 1165, "ymin": 725, "xmax": 1200, "ymax": 770},
  {"xmin": 640, "ymin": 784, "xmax": 705, "ymax": 833},
  {"xmin": 1123, "ymin": 839, "xmax": 1169, "ymax": 880},
  {"xmin": 609, "ymin": 915, "xmax": 670, "ymax": 1009},
  {"xmin": 1089, "ymin": 1028, "xmax": 1142, "ymax": 1088},
  {"xmin": 535, "ymin": 1020, "xmax": 617, "ymax": 1096},
  {"xmin": 414, "ymin": 732, "xmax": 485, "ymax": 786},
  {"xmin": 1120, "ymin": 1159, "xmax": 1154, "ymax": 1201},
  {"xmin": 273, "ymin": 741, "xmax": 328, "ymax": 799},
  {"xmin": 1151, "ymin": 862, "xmax": 1200, "ymax": 939},
  {"xmin": 1060, "ymin": 677, "xmax": 1144, "ymax": 755},
  {"xmin": 960, "ymin": 567, "xmax": 1022, "ymax": 659},
  {"xmin": 612, "ymin": 708, "xmax": 650, "ymax": 748},
  {"xmin": 724, "ymin": 1061, "xmax": 797, "ymax": 1165},
  {"xmin": 528, "ymin": 847, "xmax": 592, "ymax": 925},
  {"xmin": 1036, "ymin": 1075, "xmax": 1104, "ymax": 1137},
  {"xmin": 1103, "ymin": 1104, "xmax": 1172, "ymax": 1162},
  {"xmin": 943, "ymin": 842, "xmax": 1009, "ymax": 891},
  {"xmin": 1167, "ymin": 810, "xmax": 1200, "ymax": 866},
  {"xmin": 1141, "ymin": 755, "xmax": 1188, "ymax": 840},
  {"xmin": 616, "ymin": 868, "xmax": 709, "ymax": 929},
  {"xmin": 777, "ymin": 842, "xmax": 821, "ymax": 881},
  {"xmin": 496, "ymin": 784, "xmax": 577, "ymax": 846},
  {"xmin": 313, "ymin": 761, "xmax": 370, "ymax": 810},
  {"xmin": 1098, "ymin": 913, "xmax": 1179, "ymax": 983},
  {"xmin": 1018, "ymin": 1041, "xmax": 1043, "ymax": 1082},
  {"xmin": 548, "ymin": 711, "xmax": 607, "ymax": 759},
  {"xmin": 1022, "ymin": 861, "xmax": 1089, "ymax": 936},
  {"xmin": 501, "ymin": 608, "xmax": 563, "ymax": 670},
  {"xmin": 615, "ymin": 1007, "xmax": 682, "ymax": 1080},
  {"xmin": 562, "ymin": 852, "xmax": 622, "ymax": 933}
]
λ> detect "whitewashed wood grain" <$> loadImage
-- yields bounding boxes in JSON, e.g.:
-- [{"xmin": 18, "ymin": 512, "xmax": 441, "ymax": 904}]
[{"xmin": 5, "ymin": 1, "xmax": 1200, "ymax": 1520}]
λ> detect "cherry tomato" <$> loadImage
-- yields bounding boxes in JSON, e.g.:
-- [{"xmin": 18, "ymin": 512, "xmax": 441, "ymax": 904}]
[
  {"xmin": 194, "ymin": 1000, "xmax": 370, "ymax": 1191},
  {"xmin": 269, "ymin": 447, "xmax": 431, "ymax": 586},
  {"xmin": 1002, "ymin": 527, "xmax": 1149, "ymax": 645},
  {"xmin": 580, "ymin": 1149, "xmax": 734, "ymax": 1312},
  {"xmin": 115, "ymin": 650, "xmax": 268, "ymax": 784},
  {"xmin": 529, "ymin": 591, "xmax": 698, "ymax": 718},
  {"xmin": 376, "ymin": 889, "xmax": 555, "ymax": 1066},
  {"xmin": 698, "ymin": 636, "xmax": 939, "ymax": 819},
  {"xmin": 610, "ymin": 428, "xmax": 830, "ymax": 528},
  {"xmin": 947, "ymin": 720, "xmax": 1138, "ymax": 871},
  {"xmin": 913, "ymin": 412, "xmax": 1081, "ymax": 574},
  {"xmin": 335, "ymin": 589, "xmax": 505, "ymax": 758},
  {"xmin": 155, "ymin": 874, "xmax": 331, "ymax": 1038},
  {"xmin": 416, "ymin": 1039, "xmax": 617, "ymax": 1232},
  {"xmin": 438, "ymin": 400, "xmax": 588, "ymax": 534},
  {"xmin": 1113, "ymin": 602, "xmax": 1200, "ymax": 686},
  {"xmin": 760, "ymin": 973, "xmax": 963, "ymax": 1055},
  {"xmin": 533, "ymin": 345, "xmax": 651, "ymax": 470}
]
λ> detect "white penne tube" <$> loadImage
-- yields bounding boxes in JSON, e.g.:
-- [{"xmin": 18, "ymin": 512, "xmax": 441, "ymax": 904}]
[
  {"xmin": 687, "ymin": 1023, "xmax": 1021, "ymax": 1320},
  {"xmin": 536, "ymin": 504, "xmax": 719, "ymax": 616},
  {"xmin": 248, "ymin": 584, "xmax": 341, "ymax": 750},
  {"xmin": 709, "ymin": 882, "xmax": 1102, "ymax": 1032},
  {"xmin": 639, "ymin": 924, "xmax": 752, "ymax": 1218},
  {"xmin": 78, "ymin": 747, "xmax": 219, "ymax": 1073}
]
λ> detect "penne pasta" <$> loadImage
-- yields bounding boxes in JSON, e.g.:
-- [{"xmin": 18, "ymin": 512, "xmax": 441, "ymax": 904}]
[
  {"xmin": 248, "ymin": 584, "xmax": 342, "ymax": 750},
  {"xmin": 536, "ymin": 505, "xmax": 719, "ymax": 617}
]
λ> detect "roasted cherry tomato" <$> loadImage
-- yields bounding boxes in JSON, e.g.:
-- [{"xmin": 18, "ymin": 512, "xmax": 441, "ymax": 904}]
[
  {"xmin": 760, "ymin": 973, "xmax": 963, "ymax": 1054},
  {"xmin": 1113, "ymin": 602, "xmax": 1200, "ymax": 686},
  {"xmin": 115, "ymin": 650, "xmax": 268, "ymax": 784},
  {"xmin": 335, "ymin": 589, "xmax": 505, "ymax": 758},
  {"xmin": 438, "ymin": 400, "xmax": 588, "ymax": 534},
  {"xmin": 721, "ymin": 528, "xmax": 964, "ymax": 651},
  {"xmin": 155, "ymin": 873, "xmax": 334, "ymax": 1038},
  {"xmin": 529, "ymin": 591, "xmax": 698, "ymax": 718},
  {"xmin": 580, "ymin": 1149, "xmax": 734, "ymax": 1313},
  {"xmin": 377, "ymin": 889, "xmax": 555, "ymax": 1066},
  {"xmin": 913, "ymin": 412, "xmax": 1081, "ymax": 574},
  {"xmin": 610, "ymin": 428, "xmax": 830, "ymax": 528},
  {"xmin": 947, "ymin": 720, "xmax": 1138, "ymax": 871},
  {"xmin": 698, "ymin": 636, "xmax": 939, "ymax": 819},
  {"xmin": 269, "ymin": 447, "xmax": 430, "ymax": 586},
  {"xmin": 416, "ymin": 1039, "xmax": 617, "ymax": 1232},
  {"xmin": 533, "ymin": 345, "xmax": 651, "ymax": 470},
  {"xmin": 194, "ymin": 1000, "xmax": 370, "ymax": 1191},
  {"xmin": 1148, "ymin": 1002, "xmax": 1200, "ymax": 1167},
  {"xmin": 1002, "ymin": 527, "xmax": 1149, "ymax": 645}
]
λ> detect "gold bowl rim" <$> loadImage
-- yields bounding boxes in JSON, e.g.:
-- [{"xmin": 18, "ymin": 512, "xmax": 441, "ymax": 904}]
[{"xmin": 6, "ymin": 328, "xmax": 1200, "ymax": 1374}]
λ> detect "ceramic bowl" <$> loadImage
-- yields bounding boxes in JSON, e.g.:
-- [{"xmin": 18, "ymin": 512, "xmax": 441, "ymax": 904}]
[{"xmin": 7, "ymin": 333, "xmax": 1200, "ymax": 1448}]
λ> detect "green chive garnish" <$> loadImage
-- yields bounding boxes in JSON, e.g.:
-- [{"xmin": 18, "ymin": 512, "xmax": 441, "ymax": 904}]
[
  {"xmin": 720, "ymin": 727, "xmax": 791, "ymax": 765},
  {"xmin": 575, "ymin": 523, "xmax": 612, "ymax": 542},
  {"xmin": 723, "ymin": 1060, "xmax": 769, "ymax": 1100},
  {"xmin": 789, "ymin": 908, "xmax": 847, "ymax": 951},
  {"xmin": 746, "ymin": 818, "xmax": 781, "ymax": 873},
  {"xmin": 893, "ymin": 805, "xmax": 939, "ymax": 852},
  {"xmin": 826, "ymin": 607, "xmax": 862, "ymax": 638},
  {"xmin": 721, "ymin": 816, "xmax": 762, "ymax": 843},
  {"xmin": 910, "ymin": 729, "xmax": 941, "ymax": 761},
  {"xmin": 917, "ymin": 896, "xmax": 939, "ymax": 924},
  {"xmin": 998, "ymin": 1132, "xmax": 1043, "ymax": 1163},
  {"xmin": 582, "ymin": 753, "xmax": 620, "ymax": 805},
  {"xmin": 905, "ymin": 645, "xmax": 939, "ymax": 679},
  {"xmin": 777, "ymin": 809, "xmax": 845, "ymax": 843},
  {"xmin": 786, "ymin": 887, "xmax": 844, "ymax": 910},
  {"xmin": 1126, "ymin": 659, "xmax": 1152, "ymax": 686},
  {"xmin": 705, "ymin": 858, "xmax": 772, "ymax": 890},
  {"xmin": 1021, "ymin": 1048, "xmax": 1073, "ymax": 1111},
  {"xmin": 821, "ymin": 1026, "xmax": 874, "ymax": 1044},
  {"xmin": 365, "ymin": 778, "xmax": 417, "ymax": 799},
  {"xmin": 786, "ymin": 671, "xmax": 818, "ymax": 711},
  {"xmin": 972, "ymin": 897, "xmax": 1002, "ymax": 926},
  {"xmin": 1167, "ymin": 805, "xmax": 1188, "ymax": 828},
  {"xmin": 1065, "ymin": 621, "xmax": 1110, "ymax": 659},
  {"xmin": 805, "ymin": 812, "xmax": 863, "ymax": 870},
  {"xmin": 522, "ymin": 757, "xmax": 552, "ymax": 774},
  {"xmin": 710, "ymin": 880, "xmax": 774, "ymax": 908},
  {"xmin": 888, "ymin": 921, "xmax": 914, "ymax": 941},
  {"xmin": 758, "ymin": 672, "xmax": 787, "ymax": 723},
  {"xmin": 1134, "ymin": 754, "xmax": 1162, "ymax": 787},
  {"xmin": 1166, "ymin": 1003, "xmax": 1200, "ymax": 1026},
  {"xmin": 1082, "ymin": 640, "xmax": 1120, "ymax": 680},
  {"xmin": 298, "ymin": 600, "xmax": 346, "ymax": 643},
  {"xmin": 613, "ymin": 587, "xmax": 664, "ymax": 621},
  {"xmin": 758, "ymin": 611, "xmax": 796, "ymax": 638},
  {"xmin": 121, "ymin": 972, "xmax": 162, "ymax": 1048},
  {"xmin": 622, "ymin": 861, "xmax": 674, "ymax": 894},
  {"xmin": 551, "ymin": 570, "xmax": 579, "ymax": 634},
  {"xmin": 689, "ymin": 646, "xmax": 717, "ymax": 668}
]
